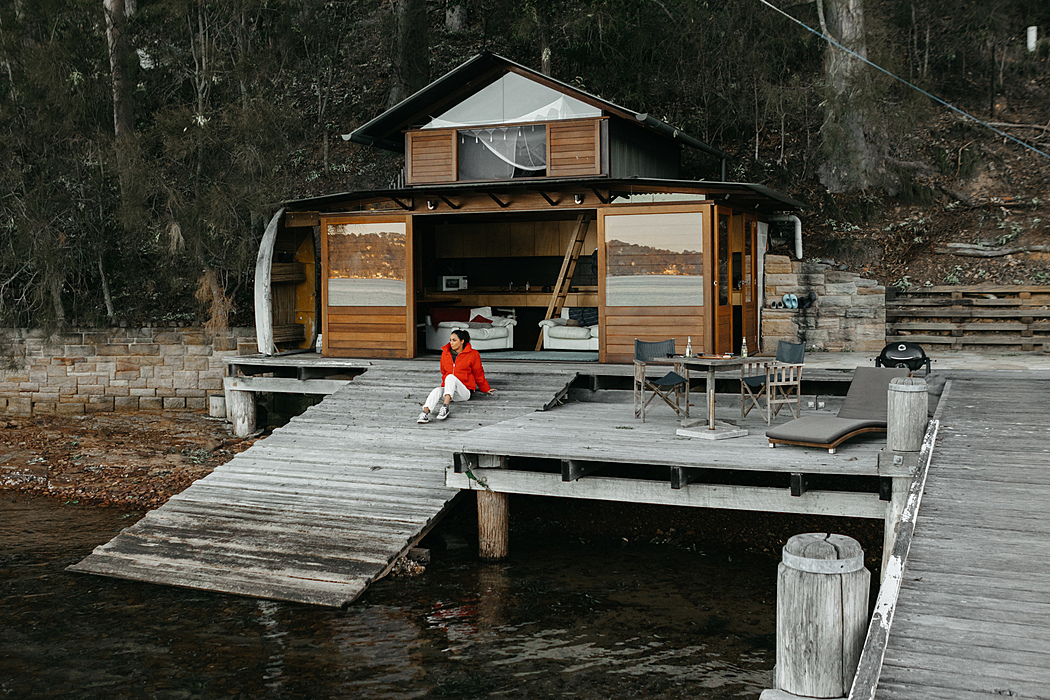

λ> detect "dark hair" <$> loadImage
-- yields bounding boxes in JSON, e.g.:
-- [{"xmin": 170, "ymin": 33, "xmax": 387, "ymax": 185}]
[{"xmin": 450, "ymin": 328, "xmax": 470, "ymax": 344}]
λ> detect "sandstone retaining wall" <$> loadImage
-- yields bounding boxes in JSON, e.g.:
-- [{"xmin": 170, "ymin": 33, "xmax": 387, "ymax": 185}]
[
  {"xmin": 0, "ymin": 327, "xmax": 256, "ymax": 415},
  {"xmin": 762, "ymin": 255, "xmax": 886, "ymax": 353}
]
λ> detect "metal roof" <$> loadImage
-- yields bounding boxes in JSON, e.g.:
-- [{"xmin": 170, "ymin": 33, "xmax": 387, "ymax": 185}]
[
  {"xmin": 347, "ymin": 52, "xmax": 728, "ymax": 161},
  {"xmin": 282, "ymin": 177, "xmax": 805, "ymax": 213}
]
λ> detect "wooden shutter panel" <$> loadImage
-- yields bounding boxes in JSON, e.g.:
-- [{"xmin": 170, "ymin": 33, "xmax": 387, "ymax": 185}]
[
  {"xmin": 547, "ymin": 120, "xmax": 601, "ymax": 177},
  {"xmin": 406, "ymin": 130, "xmax": 456, "ymax": 184}
]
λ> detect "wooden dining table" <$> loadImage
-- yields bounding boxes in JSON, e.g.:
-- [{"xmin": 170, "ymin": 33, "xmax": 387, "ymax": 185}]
[{"xmin": 650, "ymin": 355, "xmax": 747, "ymax": 431}]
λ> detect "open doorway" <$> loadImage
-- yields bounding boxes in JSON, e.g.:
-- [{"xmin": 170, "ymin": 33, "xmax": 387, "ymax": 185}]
[{"xmin": 413, "ymin": 209, "xmax": 599, "ymax": 357}]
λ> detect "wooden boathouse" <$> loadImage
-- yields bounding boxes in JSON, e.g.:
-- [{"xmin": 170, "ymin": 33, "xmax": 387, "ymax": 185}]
[{"xmin": 255, "ymin": 51, "xmax": 804, "ymax": 363}]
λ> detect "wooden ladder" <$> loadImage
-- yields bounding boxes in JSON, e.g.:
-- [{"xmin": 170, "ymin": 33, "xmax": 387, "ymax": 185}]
[{"xmin": 536, "ymin": 213, "xmax": 592, "ymax": 350}]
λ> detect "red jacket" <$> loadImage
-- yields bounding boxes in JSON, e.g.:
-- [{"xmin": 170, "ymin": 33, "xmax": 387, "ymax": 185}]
[{"xmin": 440, "ymin": 342, "xmax": 491, "ymax": 393}]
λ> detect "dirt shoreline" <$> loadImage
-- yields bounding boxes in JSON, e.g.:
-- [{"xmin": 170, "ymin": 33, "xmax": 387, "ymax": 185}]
[{"xmin": 0, "ymin": 411, "xmax": 255, "ymax": 511}]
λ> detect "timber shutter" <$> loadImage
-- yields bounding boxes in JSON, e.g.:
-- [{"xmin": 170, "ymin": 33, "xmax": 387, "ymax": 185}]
[
  {"xmin": 548, "ymin": 120, "xmax": 602, "ymax": 177},
  {"xmin": 406, "ymin": 130, "xmax": 456, "ymax": 184}
]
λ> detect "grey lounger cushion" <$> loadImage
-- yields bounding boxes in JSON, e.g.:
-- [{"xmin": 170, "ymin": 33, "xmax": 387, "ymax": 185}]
[
  {"xmin": 766, "ymin": 416, "xmax": 886, "ymax": 445},
  {"xmin": 766, "ymin": 367, "xmax": 910, "ymax": 448}
]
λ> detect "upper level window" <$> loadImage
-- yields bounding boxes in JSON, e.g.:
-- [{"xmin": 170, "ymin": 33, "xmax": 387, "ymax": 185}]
[
  {"xmin": 424, "ymin": 72, "xmax": 600, "ymax": 129},
  {"xmin": 458, "ymin": 125, "xmax": 546, "ymax": 180}
]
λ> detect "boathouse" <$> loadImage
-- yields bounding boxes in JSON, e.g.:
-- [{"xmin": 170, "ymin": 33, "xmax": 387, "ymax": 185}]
[{"xmin": 258, "ymin": 52, "xmax": 804, "ymax": 363}]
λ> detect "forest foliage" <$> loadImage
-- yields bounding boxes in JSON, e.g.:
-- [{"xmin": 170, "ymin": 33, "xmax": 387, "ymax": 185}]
[{"xmin": 0, "ymin": 0, "xmax": 1047, "ymax": 329}]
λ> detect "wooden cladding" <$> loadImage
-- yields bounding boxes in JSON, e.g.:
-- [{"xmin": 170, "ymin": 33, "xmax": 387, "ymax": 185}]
[
  {"xmin": 547, "ymin": 120, "xmax": 601, "ymax": 177},
  {"xmin": 326, "ymin": 307, "xmax": 409, "ymax": 358},
  {"xmin": 405, "ymin": 130, "xmax": 456, "ymax": 184},
  {"xmin": 602, "ymin": 307, "xmax": 706, "ymax": 364},
  {"xmin": 404, "ymin": 118, "xmax": 604, "ymax": 184}
]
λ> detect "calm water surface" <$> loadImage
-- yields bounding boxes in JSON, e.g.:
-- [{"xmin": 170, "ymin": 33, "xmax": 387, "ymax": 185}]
[{"xmin": 1, "ymin": 493, "xmax": 776, "ymax": 698}]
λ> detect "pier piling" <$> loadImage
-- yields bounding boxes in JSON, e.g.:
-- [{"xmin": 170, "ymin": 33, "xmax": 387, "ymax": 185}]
[{"xmin": 763, "ymin": 533, "xmax": 869, "ymax": 700}]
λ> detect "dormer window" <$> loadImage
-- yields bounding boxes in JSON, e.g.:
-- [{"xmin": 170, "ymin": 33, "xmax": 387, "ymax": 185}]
[{"xmin": 457, "ymin": 125, "xmax": 547, "ymax": 180}]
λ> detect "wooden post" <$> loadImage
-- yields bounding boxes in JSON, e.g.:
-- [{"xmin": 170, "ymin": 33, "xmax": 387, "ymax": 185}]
[
  {"xmin": 226, "ymin": 389, "xmax": 256, "ymax": 437},
  {"xmin": 882, "ymin": 377, "xmax": 927, "ymax": 577},
  {"xmin": 887, "ymin": 377, "xmax": 927, "ymax": 453},
  {"xmin": 762, "ymin": 533, "xmax": 869, "ymax": 700},
  {"xmin": 477, "ymin": 490, "xmax": 509, "ymax": 561}
]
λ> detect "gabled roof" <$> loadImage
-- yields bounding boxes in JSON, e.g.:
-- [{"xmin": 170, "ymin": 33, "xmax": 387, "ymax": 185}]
[{"xmin": 347, "ymin": 52, "xmax": 727, "ymax": 161}]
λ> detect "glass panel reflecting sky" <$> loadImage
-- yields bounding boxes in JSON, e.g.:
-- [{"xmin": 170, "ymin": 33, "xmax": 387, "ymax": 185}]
[
  {"xmin": 327, "ymin": 222, "xmax": 406, "ymax": 307},
  {"xmin": 605, "ymin": 212, "xmax": 703, "ymax": 307}
]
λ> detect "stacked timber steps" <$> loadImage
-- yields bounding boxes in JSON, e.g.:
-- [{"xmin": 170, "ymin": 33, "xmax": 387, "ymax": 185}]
[
  {"xmin": 887, "ymin": 285, "xmax": 1050, "ymax": 351},
  {"xmin": 69, "ymin": 360, "xmax": 577, "ymax": 607}
]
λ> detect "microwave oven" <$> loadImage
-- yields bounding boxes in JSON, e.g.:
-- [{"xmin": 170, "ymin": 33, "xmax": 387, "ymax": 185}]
[{"xmin": 441, "ymin": 276, "xmax": 468, "ymax": 291}]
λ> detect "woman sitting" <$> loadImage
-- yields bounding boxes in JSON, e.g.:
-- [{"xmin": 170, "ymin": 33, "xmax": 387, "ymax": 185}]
[{"xmin": 417, "ymin": 329, "xmax": 495, "ymax": 423}]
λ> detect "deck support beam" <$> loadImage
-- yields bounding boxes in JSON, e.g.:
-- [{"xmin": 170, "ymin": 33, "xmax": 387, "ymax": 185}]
[{"xmin": 448, "ymin": 468, "xmax": 887, "ymax": 519}]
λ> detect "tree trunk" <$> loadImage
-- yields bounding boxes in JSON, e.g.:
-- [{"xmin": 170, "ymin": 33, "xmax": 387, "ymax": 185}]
[
  {"xmin": 817, "ymin": 0, "xmax": 883, "ymax": 193},
  {"xmin": 387, "ymin": 0, "xmax": 429, "ymax": 108},
  {"xmin": 103, "ymin": 0, "xmax": 133, "ymax": 140},
  {"xmin": 49, "ymin": 274, "xmax": 65, "ymax": 324},
  {"xmin": 445, "ymin": 1, "xmax": 465, "ymax": 31},
  {"xmin": 98, "ymin": 252, "xmax": 116, "ymax": 322}
]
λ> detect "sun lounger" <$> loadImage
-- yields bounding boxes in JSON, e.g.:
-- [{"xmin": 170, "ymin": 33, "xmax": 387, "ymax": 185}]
[{"xmin": 766, "ymin": 367, "xmax": 910, "ymax": 453}]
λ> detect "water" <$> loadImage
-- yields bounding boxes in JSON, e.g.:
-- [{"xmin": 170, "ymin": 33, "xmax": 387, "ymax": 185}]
[{"xmin": 1, "ymin": 493, "xmax": 777, "ymax": 699}]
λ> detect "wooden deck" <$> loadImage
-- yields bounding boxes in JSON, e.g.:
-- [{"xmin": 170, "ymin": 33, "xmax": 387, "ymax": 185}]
[
  {"xmin": 439, "ymin": 400, "xmax": 896, "ymax": 520},
  {"xmin": 872, "ymin": 376, "xmax": 1050, "ymax": 698},
  {"xmin": 68, "ymin": 360, "xmax": 578, "ymax": 607}
]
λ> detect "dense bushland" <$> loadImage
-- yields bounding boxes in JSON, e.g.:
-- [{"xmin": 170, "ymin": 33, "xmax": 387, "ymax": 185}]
[{"xmin": 1, "ymin": 0, "xmax": 1047, "ymax": 329}]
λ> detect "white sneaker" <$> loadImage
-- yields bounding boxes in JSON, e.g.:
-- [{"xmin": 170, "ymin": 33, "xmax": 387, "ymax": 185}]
[
  {"xmin": 416, "ymin": 411, "xmax": 430, "ymax": 424},
  {"xmin": 436, "ymin": 404, "xmax": 450, "ymax": 421}
]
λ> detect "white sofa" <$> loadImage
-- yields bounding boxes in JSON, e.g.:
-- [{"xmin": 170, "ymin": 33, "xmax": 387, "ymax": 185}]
[
  {"xmin": 425, "ymin": 307, "xmax": 517, "ymax": 351},
  {"xmin": 538, "ymin": 309, "xmax": 599, "ymax": 351}
]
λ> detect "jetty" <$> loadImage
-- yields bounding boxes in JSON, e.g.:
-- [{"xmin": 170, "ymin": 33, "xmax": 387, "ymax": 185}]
[
  {"xmin": 852, "ymin": 374, "xmax": 1050, "ymax": 698},
  {"xmin": 69, "ymin": 360, "xmax": 578, "ymax": 606}
]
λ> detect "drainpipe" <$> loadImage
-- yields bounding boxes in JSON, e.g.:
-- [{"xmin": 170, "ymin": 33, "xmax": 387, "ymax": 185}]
[{"xmin": 769, "ymin": 214, "xmax": 803, "ymax": 260}]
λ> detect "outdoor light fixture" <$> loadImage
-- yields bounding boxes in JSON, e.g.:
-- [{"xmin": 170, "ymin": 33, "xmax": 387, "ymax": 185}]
[
  {"xmin": 574, "ymin": 194, "xmax": 584, "ymax": 204},
  {"xmin": 427, "ymin": 200, "xmax": 436, "ymax": 210}
]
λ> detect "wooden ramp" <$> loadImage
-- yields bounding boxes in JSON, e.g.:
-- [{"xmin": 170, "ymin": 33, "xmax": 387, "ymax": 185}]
[
  {"xmin": 69, "ymin": 360, "xmax": 576, "ymax": 607},
  {"xmin": 875, "ymin": 376, "xmax": 1050, "ymax": 698}
]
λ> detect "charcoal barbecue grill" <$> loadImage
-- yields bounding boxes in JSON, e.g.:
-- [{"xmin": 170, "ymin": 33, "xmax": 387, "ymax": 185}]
[{"xmin": 874, "ymin": 341, "xmax": 931, "ymax": 376}]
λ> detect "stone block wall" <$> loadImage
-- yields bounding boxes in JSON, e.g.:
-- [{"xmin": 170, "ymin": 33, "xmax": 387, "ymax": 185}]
[
  {"xmin": 0, "ymin": 327, "xmax": 257, "ymax": 415},
  {"xmin": 762, "ymin": 255, "xmax": 886, "ymax": 353}
]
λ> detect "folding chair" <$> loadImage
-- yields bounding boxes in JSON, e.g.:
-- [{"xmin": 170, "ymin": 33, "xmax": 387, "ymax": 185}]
[
  {"xmin": 741, "ymin": 340, "xmax": 805, "ymax": 423},
  {"xmin": 634, "ymin": 339, "xmax": 687, "ymax": 422}
]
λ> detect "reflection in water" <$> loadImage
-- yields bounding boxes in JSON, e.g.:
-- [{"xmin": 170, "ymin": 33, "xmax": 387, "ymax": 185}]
[{"xmin": 1, "ymin": 494, "xmax": 775, "ymax": 699}]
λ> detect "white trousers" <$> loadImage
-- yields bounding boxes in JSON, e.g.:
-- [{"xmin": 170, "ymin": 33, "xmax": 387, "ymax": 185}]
[{"xmin": 423, "ymin": 375, "xmax": 471, "ymax": 412}]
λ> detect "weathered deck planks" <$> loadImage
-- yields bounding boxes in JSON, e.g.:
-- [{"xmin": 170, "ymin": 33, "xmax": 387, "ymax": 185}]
[
  {"xmin": 69, "ymin": 360, "xmax": 577, "ymax": 607},
  {"xmin": 873, "ymin": 377, "xmax": 1050, "ymax": 698}
]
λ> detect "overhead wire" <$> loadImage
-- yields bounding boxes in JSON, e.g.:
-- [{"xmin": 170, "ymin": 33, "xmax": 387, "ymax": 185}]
[{"xmin": 755, "ymin": 0, "xmax": 1050, "ymax": 160}]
